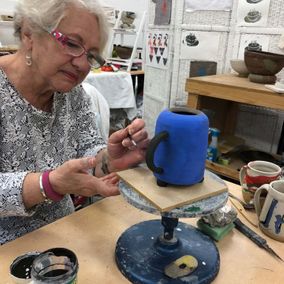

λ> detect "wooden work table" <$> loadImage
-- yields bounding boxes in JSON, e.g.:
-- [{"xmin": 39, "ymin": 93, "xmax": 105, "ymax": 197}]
[
  {"xmin": 186, "ymin": 74, "xmax": 284, "ymax": 111},
  {"xmin": 185, "ymin": 74, "xmax": 284, "ymax": 181},
  {"xmin": 0, "ymin": 181, "xmax": 283, "ymax": 283}
]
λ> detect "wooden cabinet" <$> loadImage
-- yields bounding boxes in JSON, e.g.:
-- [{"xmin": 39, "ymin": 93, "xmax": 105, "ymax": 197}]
[{"xmin": 185, "ymin": 74, "xmax": 284, "ymax": 181}]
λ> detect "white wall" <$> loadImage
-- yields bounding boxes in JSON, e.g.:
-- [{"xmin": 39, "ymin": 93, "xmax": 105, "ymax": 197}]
[
  {"xmin": 0, "ymin": 0, "xmax": 17, "ymax": 15},
  {"xmin": 0, "ymin": 0, "xmax": 148, "ymax": 47},
  {"xmin": 0, "ymin": 0, "xmax": 148, "ymax": 13},
  {"xmin": 100, "ymin": 0, "xmax": 147, "ymax": 12},
  {"xmin": 0, "ymin": 0, "xmax": 18, "ymax": 45}
]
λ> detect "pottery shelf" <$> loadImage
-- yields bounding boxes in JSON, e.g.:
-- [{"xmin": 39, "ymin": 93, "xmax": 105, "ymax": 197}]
[
  {"xmin": 106, "ymin": 11, "xmax": 146, "ymax": 72},
  {"xmin": 186, "ymin": 73, "xmax": 284, "ymax": 181},
  {"xmin": 0, "ymin": 20, "xmax": 13, "ymax": 26},
  {"xmin": 112, "ymin": 28, "xmax": 137, "ymax": 35}
]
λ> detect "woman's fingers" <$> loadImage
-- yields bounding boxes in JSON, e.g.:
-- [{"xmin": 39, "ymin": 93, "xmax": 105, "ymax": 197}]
[
  {"xmin": 109, "ymin": 118, "xmax": 145, "ymax": 145},
  {"xmin": 122, "ymin": 133, "xmax": 149, "ymax": 149},
  {"xmin": 49, "ymin": 157, "xmax": 120, "ymax": 197},
  {"xmin": 121, "ymin": 126, "xmax": 149, "ymax": 148},
  {"xmin": 127, "ymin": 118, "xmax": 145, "ymax": 135},
  {"xmin": 87, "ymin": 176, "xmax": 120, "ymax": 197}
]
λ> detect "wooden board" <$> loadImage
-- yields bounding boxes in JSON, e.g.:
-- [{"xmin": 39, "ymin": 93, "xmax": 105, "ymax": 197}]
[{"xmin": 117, "ymin": 167, "xmax": 227, "ymax": 212}]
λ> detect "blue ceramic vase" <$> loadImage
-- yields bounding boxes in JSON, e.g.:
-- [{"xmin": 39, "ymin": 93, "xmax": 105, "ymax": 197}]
[{"xmin": 146, "ymin": 107, "xmax": 209, "ymax": 186}]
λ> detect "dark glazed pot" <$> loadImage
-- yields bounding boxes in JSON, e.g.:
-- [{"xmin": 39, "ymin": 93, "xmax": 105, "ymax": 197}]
[
  {"xmin": 146, "ymin": 107, "xmax": 209, "ymax": 186},
  {"xmin": 244, "ymin": 50, "xmax": 284, "ymax": 83}
]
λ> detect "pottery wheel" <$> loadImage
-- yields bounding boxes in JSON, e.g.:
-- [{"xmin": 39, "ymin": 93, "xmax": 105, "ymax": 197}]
[
  {"xmin": 116, "ymin": 170, "xmax": 228, "ymax": 283},
  {"xmin": 118, "ymin": 169, "xmax": 228, "ymax": 218}
]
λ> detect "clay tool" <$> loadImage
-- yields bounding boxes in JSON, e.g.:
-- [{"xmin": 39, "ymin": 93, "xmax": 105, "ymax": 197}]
[
  {"xmin": 128, "ymin": 133, "xmax": 137, "ymax": 146},
  {"xmin": 229, "ymin": 197, "xmax": 258, "ymax": 227},
  {"xmin": 228, "ymin": 192, "xmax": 255, "ymax": 210},
  {"xmin": 234, "ymin": 218, "xmax": 283, "ymax": 262},
  {"xmin": 125, "ymin": 118, "xmax": 137, "ymax": 147}
]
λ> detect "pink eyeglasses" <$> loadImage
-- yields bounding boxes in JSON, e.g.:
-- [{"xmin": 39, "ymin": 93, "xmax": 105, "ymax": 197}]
[{"xmin": 49, "ymin": 30, "xmax": 105, "ymax": 68}]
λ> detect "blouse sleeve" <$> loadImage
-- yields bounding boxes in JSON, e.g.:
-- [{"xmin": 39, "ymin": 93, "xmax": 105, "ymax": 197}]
[
  {"xmin": 0, "ymin": 171, "xmax": 36, "ymax": 217},
  {"xmin": 70, "ymin": 87, "xmax": 107, "ymax": 158}
]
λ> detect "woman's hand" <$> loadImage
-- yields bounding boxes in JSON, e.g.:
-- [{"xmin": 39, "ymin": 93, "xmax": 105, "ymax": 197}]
[
  {"xmin": 107, "ymin": 118, "xmax": 149, "ymax": 171},
  {"xmin": 49, "ymin": 157, "xmax": 120, "ymax": 197}
]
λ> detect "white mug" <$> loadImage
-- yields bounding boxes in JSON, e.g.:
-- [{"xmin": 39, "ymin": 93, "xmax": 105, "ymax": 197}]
[
  {"xmin": 254, "ymin": 180, "xmax": 284, "ymax": 242},
  {"xmin": 275, "ymin": 78, "xmax": 284, "ymax": 89},
  {"xmin": 239, "ymin": 160, "xmax": 282, "ymax": 204}
]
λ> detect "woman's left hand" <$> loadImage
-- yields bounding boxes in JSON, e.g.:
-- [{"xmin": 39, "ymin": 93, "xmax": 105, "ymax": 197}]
[{"xmin": 107, "ymin": 118, "xmax": 149, "ymax": 171}]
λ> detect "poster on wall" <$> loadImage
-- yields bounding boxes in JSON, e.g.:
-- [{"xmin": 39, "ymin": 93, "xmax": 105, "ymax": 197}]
[
  {"xmin": 146, "ymin": 32, "xmax": 169, "ymax": 69},
  {"xmin": 237, "ymin": 0, "xmax": 271, "ymax": 27},
  {"xmin": 238, "ymin": 34, "xmax": 269, "ymax": 59},
  {"xmin": 180, "ymin": 31, "xmax": 220, "ymax": 61},
  {"xmin": 185, "ymin": 0, "xmax": 233, "ymax": 12},
  {"xmin": 152, "ymin": 0, "xmax": 172, "ymax": 25}
]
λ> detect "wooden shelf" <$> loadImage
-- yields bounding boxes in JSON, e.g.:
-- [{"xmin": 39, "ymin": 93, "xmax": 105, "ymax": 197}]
[
  {"xmin": 113, "ymin": 28, "xmax": 137, "ymax": 35},
  {"xmin": 185, "ymin": 73, "xmax": 283, "ymax": 181},
  {"xmin": 205, "ymin": 160, "xmax": 243, "ymax": 181},
  {"xmin": 129, "ymin": 70, "xmax": 144, "ymax": 75},
  {"xmin": 186, "ymin": 74, "xmax": 284, "ymax": 111},
  {"xmin": 0, "ymin": 20, "xmax": 13, "ymax": 26},
  {"xmin": 0, "ymin": 46, "xmax": 18, "ymax": 53}
]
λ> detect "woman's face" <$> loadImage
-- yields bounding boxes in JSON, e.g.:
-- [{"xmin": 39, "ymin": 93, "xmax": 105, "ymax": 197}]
[{"xmin": 29, "ymin": 6, "xmax": 101, "ymax": 93}]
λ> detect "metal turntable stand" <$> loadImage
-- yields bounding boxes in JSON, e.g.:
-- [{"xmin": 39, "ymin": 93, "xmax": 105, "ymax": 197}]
[{"xmin": 116, "ymin": 170, "xmax": 228, "ymax": 284}]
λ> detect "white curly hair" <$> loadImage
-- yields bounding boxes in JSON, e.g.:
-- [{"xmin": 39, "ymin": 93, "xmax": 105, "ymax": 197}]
[{"xmin": 13, "ymin": 0, "xmax": 109, "ymax": 52}]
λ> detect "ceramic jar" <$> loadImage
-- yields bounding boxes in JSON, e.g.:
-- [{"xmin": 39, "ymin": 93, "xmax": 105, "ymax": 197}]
[{"xmin": 146, "ymin": 107, "xmax": 209, "ymax": 186}]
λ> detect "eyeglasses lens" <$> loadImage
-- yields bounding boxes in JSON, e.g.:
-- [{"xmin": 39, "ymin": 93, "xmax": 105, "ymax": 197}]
[
  {"xmin": 63, "ymin": 39, "xmax": 84, "ymax": 57},
  {"xmin": 64, "ymin": 39, "xmax": 104, "ymax": 68},
  {"xmin": 51, "ymin": 30, "xmax": 104, "ymax": 68}
]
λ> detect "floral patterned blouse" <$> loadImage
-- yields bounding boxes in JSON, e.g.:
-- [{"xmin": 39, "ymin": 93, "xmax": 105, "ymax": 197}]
[{"xmin": 0, "ymin": 69, "xmax": 106, "ymax": 245}]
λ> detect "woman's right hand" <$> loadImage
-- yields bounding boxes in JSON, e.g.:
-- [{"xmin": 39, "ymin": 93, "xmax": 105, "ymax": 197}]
[{"xmin": 49, "ymin": 157, "xmax": 120, "ymax": 197}]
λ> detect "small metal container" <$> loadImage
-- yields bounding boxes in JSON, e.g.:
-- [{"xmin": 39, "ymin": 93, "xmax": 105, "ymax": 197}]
[
  {"xmin": 31, "ymin": 247, "xmax": 78, "ymax": 284},
  {"xmin": 10, "ymin": 251, "xmax": 41, "ymax": 283}
]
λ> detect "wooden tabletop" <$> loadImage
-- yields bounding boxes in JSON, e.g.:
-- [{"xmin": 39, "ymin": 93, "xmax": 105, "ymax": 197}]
[
  {"xmin": 129, "ymin": 70, "xmax": 144, "ymax": 75},
  {"xmin": 185, "ymin": 74, "xmax": 284, "ymax": 111},
  {"xmin": 0, "ymin": 181, "xmax": 283, "ymax": 283}
]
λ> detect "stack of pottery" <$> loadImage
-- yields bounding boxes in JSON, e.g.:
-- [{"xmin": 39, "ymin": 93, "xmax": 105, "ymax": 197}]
[
  {"xmin": 230, "ymin": 59, "xmax": 249, "ymax": 77},
  {"xmin": 113, "ymin": 45, "xmax": 133, "ymax": 59},
  {"xmin": 244, "ymin": 49, "xmax": 284, "ymax": 84}
]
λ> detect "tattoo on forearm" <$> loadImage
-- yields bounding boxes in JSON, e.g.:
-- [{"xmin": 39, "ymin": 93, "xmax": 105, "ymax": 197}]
[{"xmin": 101, "ymin": 152, "xmax": 110, "ymax": 175}]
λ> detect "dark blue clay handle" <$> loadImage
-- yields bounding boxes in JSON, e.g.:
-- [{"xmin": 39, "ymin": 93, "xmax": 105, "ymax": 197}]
[{"xmin": 146, "ymin": 131, "xmax": 169, "ymax": 174}]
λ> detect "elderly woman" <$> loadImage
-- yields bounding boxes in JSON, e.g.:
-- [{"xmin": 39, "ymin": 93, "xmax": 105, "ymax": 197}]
[{"xmin": 0, "ymin": 0, "xmax": 148, "ymax": 245}]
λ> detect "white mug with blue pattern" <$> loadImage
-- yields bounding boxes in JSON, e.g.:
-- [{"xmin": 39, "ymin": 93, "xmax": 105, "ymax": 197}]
[{"xmin": 254, "ymin": 180, "xmax": 284, "ymax": 242}]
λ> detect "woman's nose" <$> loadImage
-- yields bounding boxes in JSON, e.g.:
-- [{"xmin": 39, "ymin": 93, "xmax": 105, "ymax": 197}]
[{"xmin": 71, "ymin": 53, "xmax": 90, "ymax": 70}]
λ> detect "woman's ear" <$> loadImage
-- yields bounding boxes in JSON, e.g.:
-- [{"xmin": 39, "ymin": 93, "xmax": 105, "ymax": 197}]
[{"xmin": 21, "ymin": 20, "xmax": 33, "ymax": 50}]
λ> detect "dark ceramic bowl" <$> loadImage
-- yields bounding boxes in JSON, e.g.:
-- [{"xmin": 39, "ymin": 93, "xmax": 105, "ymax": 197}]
[
  {"xmin": 244, "ymin": 50, "xmax": 284, "ymax": 76},
  {"xmin": 114, "ymin": 45, "xmax": 133, "ymax": 59}
]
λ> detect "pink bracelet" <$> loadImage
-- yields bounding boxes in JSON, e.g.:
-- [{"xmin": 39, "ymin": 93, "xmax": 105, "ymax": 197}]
[{"xmin": 42, "ymin": 171, "xmax": 64, "ymax": 202}]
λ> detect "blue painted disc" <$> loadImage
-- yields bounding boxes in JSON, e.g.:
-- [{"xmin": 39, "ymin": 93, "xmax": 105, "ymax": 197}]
[{"xmin": 116, "ymin": 220, "xmax": 220, "ymax": 284}]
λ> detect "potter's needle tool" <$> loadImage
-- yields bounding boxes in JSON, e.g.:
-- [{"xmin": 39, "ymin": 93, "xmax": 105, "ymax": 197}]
[
  {"xmin": 230, "ymin": 198, "xmax": 258, "ymax": 227},
  {"xmin": 125, "ymin": 117, "xmax": 137, "ymax": 147},
  {"xmin": 233, "ymin": 218, "xmax": 283, "ymax": 262}
]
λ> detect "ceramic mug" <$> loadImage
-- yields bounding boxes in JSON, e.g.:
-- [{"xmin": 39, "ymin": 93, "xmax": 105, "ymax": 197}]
[
  {"xmin": 239, "ymin": 160, "xmax": 282, "ymax": 204},
  {"xmin": 275, "ymin": 78, "xmax": 284, "ymax": 89},
  {"xmin": 254, "ymin": 180, "xmax": 284, "ymax": 242}
]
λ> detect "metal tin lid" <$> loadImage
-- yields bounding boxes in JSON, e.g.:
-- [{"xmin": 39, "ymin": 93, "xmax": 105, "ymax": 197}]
[{"xmin": 10, "ymin": 251, "xmax": 41, "ymax": 282}]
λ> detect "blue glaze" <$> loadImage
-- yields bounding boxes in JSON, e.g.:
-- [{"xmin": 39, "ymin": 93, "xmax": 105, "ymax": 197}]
[
  {"xmin": 262, "ymin": 199, "xmax": 278, "ymax": 228},
  {"xmin": 275, "ymin": 214, "xmax": 284, "ymax": 234},
  {"xmin": 149, "ymin": 108, "xmax": 209, "ymax": 186}
]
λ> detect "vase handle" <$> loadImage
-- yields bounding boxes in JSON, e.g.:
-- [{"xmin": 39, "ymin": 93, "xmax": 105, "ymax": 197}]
[{"xmin": 146, "ymin": 131, "xmax": 169, "ymax": 174}]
